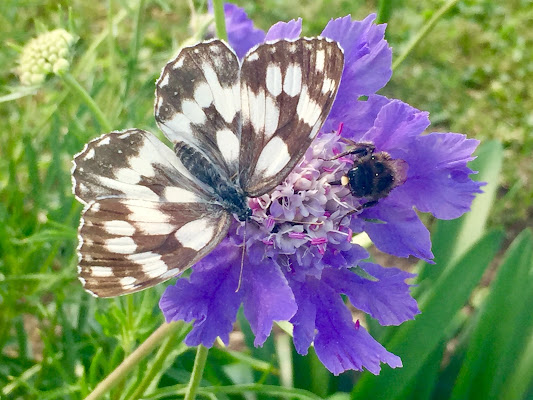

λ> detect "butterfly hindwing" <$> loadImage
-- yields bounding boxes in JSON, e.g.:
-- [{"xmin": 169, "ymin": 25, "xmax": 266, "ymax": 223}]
[
  {"xmin": 78, "ymin": 198, "xmax": 231, "ymax": 297},
  {"xmin": 73, "ymin": 129, "xmax": 231, "ymax": 297},
  {"xmin": 155, "ymin": 40, "xmax": 241, "ymax": 178},
  {"xmin": 239, "ymin": 37, "xmax": 344, "ymax": 197}
]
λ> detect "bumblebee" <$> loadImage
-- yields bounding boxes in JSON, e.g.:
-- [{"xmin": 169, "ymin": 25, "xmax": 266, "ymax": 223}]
[{"xmin": 329, "ymin": 142, "xmax": 407, "ymax": 210}]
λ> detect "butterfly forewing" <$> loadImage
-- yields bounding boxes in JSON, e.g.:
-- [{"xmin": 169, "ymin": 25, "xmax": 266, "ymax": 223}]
[
  {"xmin": 239, "ymin": 37, "xmax": 344, "ymax": 197},
  {"xmin": 155, "ymin": 40, "xmax": 241, "ymax": 178},
  {"xmin": 73, "ymin": 129, "xmax": 211, "ymax": 204}
]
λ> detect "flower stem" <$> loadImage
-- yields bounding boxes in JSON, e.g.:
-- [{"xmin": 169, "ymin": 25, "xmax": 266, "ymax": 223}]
[
  {"xmin": 125, "ymin": 324, "xmax": 190, "ymax": 400},
  {"xmin": 84, "ymin": 322, "xmax": 183, "ymax": 400},
  {"xmin": 59, "ymin": 72, "xmax": 112, "ymax": 132},
  {"xmin": 184, "ymin": 345, "xmax": 209, "ymax": 400},
  {"xmin": 392, "ymin": 0, "xmax": 460, "ymax": 71},
  {"xmin": 211, "ymin": 0, "xmax": 228, "ymax": 41},
  {"xmin": 376, "ymin": 0, "xmax": 394, "ymax": 24}
]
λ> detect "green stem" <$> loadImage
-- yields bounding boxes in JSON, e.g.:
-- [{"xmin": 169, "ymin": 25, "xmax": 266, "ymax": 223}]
[
  {"xmin": 184, "ymin": 345, "xmax": 209, "ymax": 400},
  {"xmin": 392, "ymin": 0, "xmax": 460, "ymax": 71},
  {"xmin": 212, "ymin": 0, "xmax": 228, "ymax": 41},
  {"xmin": 376, "ymin": 0, "xmax": 394, "ymax": 25},
  {"xmin": 124, "ymin": 0, "xmax": 146, "ymax": 101},
  {"xmin": 126, "ymin": 324, "xmax": 191, "ymax": 400},
  {"xmin": 107, "ymin": 0, "xmax": 117, "ymax": 82},
  {"xmin": 84, "ymin": 322, "xmax": 183, "ymax": 400},
  {"xmin": 59, "ymin": 72, "xmax": 112, "ymax": 132}
]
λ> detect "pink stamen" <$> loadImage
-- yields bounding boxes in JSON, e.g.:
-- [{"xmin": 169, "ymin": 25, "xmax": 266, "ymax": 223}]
[
  {"xmin": 338, "ymin": 156, "xmax": 354, "ymax": 164},
  {"xmin": 323, "ymin": 211, "xmax": 331, "ymax": 217},
  {"xmin": 355, "ymin": 320, "xmax": 360, "ymax": 329},
  {"xmin": 262, "ymin": 238, "xmax": 274, "ymax": 245},
  {"xmin": 322, "ymin": 167, "xmax": 336, "ymax": 172},
  {"xmin": 265, "ymin": 216, "xmax": 275, "ymax": 230},
  {"xmin": 346, "ymin": 228, "xmax": 353, "ymax": 242},
  {"xmin": 289, "ymin": 232, "xmax": 306, "ymax": 239},
  {"xmin": 337, "ymin": 122, "xmax": 344, "ymax": 136},
  {"xmin": 311, "ymin": 237, "xmax": 328, "ymax": 245}
]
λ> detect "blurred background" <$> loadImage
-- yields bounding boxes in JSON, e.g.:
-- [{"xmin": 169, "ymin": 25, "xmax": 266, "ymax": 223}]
[{"xmin": 1, "ymin": 0, "xmax": 532, "ymax": 399}]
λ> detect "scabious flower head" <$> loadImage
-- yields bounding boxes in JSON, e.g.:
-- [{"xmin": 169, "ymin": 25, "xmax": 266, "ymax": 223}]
[
  {"xmin": 160, "ymin": 5, "xmax": 484, "ymax": 375},
  {"xmin": 17, "ymin": 29, "xmax": 76, "ymax": 86}
]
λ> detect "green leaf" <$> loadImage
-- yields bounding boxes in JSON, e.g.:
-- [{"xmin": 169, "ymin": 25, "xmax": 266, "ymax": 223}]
[
  {"xmin": 401, "ymin": 341, "xmax": 446, "ymax": 400},
  {"xmin": 450, "ymin": 229, "xmax": 533, "ymax": 400},
  {"xmin": 353, "ymin": 229, "xmax": 504, "ymax": 400}
]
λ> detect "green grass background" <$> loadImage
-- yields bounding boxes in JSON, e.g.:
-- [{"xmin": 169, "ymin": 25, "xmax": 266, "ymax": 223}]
[{"xmin": 1, "ymin": 0, "xmax": 532, "ymax": 399}]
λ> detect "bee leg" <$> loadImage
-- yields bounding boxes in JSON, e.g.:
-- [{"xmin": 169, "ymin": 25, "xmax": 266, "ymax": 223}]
[
  {"xmin": 361, "ymin": 200, "xmax": 379, "ymax": 209},
  {"xmin": 337, "ymin": 200, "xmax": 379, "ymax": 227},
  {"xmin": 337, "ymin": 207, "xmax": 362, "ymax": 228},
  {"xmin": 322, "ymin": 143, "xmax": 376, "ymax": 161}
]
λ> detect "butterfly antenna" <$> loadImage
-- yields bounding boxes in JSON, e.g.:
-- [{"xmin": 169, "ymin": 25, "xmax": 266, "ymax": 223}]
[{"xmin": 235, "ymin": 222, "xmax": 246, "ymax": 292}]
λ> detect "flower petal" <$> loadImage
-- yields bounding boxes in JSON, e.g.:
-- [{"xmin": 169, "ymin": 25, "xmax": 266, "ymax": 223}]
[
  {"xmin": 290, "ymin": 279, "xmax": 317, "ymax": 354},
  {"xmin": 362, "ymin": 197, "xmax": 434, "ymax": 261},
  {"xmin": 242, "ymin": 258, "xmax": 297, "ymax": 346},
  {"xmin": 360, "ymin": 99, "xmax": 430, "ymax": 153},
  {"xmin": 322, "ymin": 263, "xmax": 420, "ymax": 325},
  {"xmin": 159, "ymin": 241, "xmax": 242, "ymax": 347},
  {"xmin": 290, "ymin": 276, "xmax": 402, "ymax": 375},
  {"xmin": 265, "ymin": 18, "xmax": 302, "ymax": 41},
  {"xmin": 393, "ymin": 133, "xmax": 484, "ymax": 219},
  {"xmin": 321, "ymin": 94, "xmax": 392, "ymax": 139},
  {"xmin": 322, "ymin": 14, "xmax": 392, "ymax": 120},
  {"xmin": 223, "ymin": 3, "xmax": 265, "ymax": 58}
]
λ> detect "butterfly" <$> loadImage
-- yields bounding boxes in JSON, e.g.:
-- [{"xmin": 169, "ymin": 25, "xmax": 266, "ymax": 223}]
[{"xmin": 72, "ymin": 37, "xmax": 344, "ymax": 297}]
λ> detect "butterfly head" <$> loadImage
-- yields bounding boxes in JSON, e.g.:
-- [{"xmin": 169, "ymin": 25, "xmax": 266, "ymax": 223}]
[{"xmin": 236, "ymin": 207, "xmax": 253, "ymax": 222}]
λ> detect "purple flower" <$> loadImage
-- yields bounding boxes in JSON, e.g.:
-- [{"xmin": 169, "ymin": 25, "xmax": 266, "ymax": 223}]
[{"xmin": 161, "ymin": 6, "xmax": 483, "ymax": 375}]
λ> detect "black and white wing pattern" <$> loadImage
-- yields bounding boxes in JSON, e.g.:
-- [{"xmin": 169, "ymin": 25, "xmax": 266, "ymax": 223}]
[
  {"xmin": 239, "ymin": 38, "xmax": 344, "ymax": 196},
  {"xmin": 73, "ymin": 37, "xmax": 343, "ymax": 297},
  {"xmin": 155, "ymin": 40, "xmax": 241, "ymax": 179},
  {"xmin": 73, "ymin": 129, "xmax": 232, "ymax": 297}
]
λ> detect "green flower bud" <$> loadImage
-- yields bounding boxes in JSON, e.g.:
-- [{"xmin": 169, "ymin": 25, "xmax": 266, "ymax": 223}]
[{"xmin": 17, "ymin": 29, "xmax": 76, "ymax": 86}]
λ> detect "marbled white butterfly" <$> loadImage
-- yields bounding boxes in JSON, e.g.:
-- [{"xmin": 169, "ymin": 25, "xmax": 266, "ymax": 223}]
[{"xmin": 72, "ymin": 38, "xmax": 344, "ymax": 297}]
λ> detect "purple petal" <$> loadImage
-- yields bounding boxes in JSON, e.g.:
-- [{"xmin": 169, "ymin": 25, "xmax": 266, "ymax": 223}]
[
  {"xmin": 241, "ymin": 258, "xmax": 297, "ymax": 346},
  {"xmin": 290, "ymin": 279, "xmax": 317, "ymax": 354},
  {"xmin": 265, "ymin": 18, "xmax": 302, "ymax": 41},
  {"xmin": 290, "ymin": 276, "xmax": 402, "ymax": 375},
  {"xmin": 393, "ymin": 133, "xmax": 484, "ymax": 219},
  {"xmin": 322, "ymin": 15, "xmax": 392, "ymax": 121},
  {"xmin": 159, "ymin": 241, "xmax": 242, "ymax": 347},
  {"xmin": 316, "ymin": 321, "xmax": 402, "ymax": 375},
  {"xmin": 362, "ymin": 197, "xmax": 434, "ymax": 261},
  {"xmin": 321, "ymin": 244, "xmax": 369, "ymax": 269},
  {"xmin": 360, "ymin": 99, "xmax": 430, "ymax": 153},
  {"xmin": 313, "ymin": 278, "xmax": 402, "ymax": 375},
  {"xmin": 321, "ymin": 94, "xmax": 392, "ymax": 139},
  {"xmin": 222, "ymin": 3, "xmax": 265, "ymax": 58},
  {"xmin": 322, "ymin": 263, "xmax": 420, "ymax": 325}
]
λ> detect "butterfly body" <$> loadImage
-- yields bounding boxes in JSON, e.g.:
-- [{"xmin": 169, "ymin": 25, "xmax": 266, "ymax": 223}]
[
  {"xmin": 73, "ymin": 37, "xmax": 344, "ymax": 297},
  {"xmin": 175, "ymin": 141, "xmax": 251, "ymax": 221}
]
